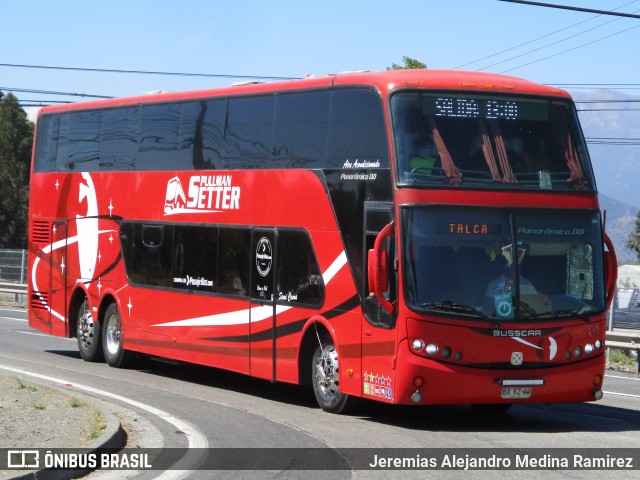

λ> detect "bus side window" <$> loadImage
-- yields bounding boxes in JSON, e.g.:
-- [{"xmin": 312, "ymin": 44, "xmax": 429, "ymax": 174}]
[
  {"xmin": 276, "ymin": 230, "xmax": 325, "ymax": 306},
  {"xmin": 224, "ymin": 96, "xmax": 274, "ymax": 169},
  {"xmin": 272, "ymin": 91, "xmax": 330, "ymax": 168},
  {"xmin": 217, "ymin": 228, "xmax": 250, "ymax": 296}
]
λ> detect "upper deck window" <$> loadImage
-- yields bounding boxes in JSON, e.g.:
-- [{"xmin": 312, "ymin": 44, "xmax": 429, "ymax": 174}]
[{"xmin": 391, "ymin": 92, "xmax": 594, "ymax": 190}]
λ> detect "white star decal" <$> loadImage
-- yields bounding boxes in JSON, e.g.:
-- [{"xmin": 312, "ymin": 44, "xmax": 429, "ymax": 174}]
[
  {"xmin": 97, "ymin": 278, "xmax": 102, "ymax": 295},
  {"xmin": 55, "ymin": 179, "xmax": 59, "ymax": 191},
  {"xmin": 60, "ymin": 257, "xmax": 65, "ymax": 274},
  {"xmin": 127, "ymin": 298, "xmax": 133, "ymax": 316},
  {"xmin": 108, "ymin": 199, "xmax": 114, "ymax": 217}
]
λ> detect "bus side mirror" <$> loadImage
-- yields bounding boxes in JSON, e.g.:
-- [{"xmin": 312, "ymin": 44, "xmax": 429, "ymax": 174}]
[
  {"xmin": 367, "ymin": 221, "xmax": 395, "ymax": 314},
  {"xmin": 603, "ymin": 232, "xmax": 618, "ymax": 310}
]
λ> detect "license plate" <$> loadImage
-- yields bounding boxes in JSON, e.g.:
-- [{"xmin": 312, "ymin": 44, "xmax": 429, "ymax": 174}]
[{"xmin": 501, "ymin": 387, "xmax": 532, "ymax": 399}]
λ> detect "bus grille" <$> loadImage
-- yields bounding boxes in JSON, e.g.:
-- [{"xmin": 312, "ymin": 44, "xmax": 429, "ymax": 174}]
[
  {"xmin": 31, "ymin": 291, "xmax": 49, "ymax": 311},
  {"xmin": 31, "ymin": 220, "xmax": 51, "ymax": 245}
]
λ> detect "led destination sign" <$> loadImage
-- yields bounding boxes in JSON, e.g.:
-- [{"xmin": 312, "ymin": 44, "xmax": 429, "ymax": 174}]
[
  {"xmin": 437, "ymin": 223, "xmax": 503, "ymax": 236},
  {"xmin": 435, "ymin": 98, "xmax": 518, "ymax": 119}
]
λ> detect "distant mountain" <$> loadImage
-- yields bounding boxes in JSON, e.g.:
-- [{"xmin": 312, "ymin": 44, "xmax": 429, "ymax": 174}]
[
  {"xmin": 599, "ymin": 193, "xmax": 637, "ymax": 264},
  {"xmin": 574, "ymin": 89, "xmax": 640, "ymax": 208},
  {"xmin": 573, "ymin": 89, "xmax": 640, "ymax": 264}
]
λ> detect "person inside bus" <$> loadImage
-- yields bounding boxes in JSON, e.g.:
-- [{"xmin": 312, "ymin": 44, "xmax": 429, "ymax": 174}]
[
  {"xmin": 484, "ymin": 243, "xmax": 549, "ymax": 319},
  {"xmin": 409, "ymin": 135, "xmax": 437, "ymax": 174}
]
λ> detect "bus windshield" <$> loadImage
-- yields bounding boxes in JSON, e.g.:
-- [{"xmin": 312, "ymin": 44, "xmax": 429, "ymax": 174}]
[
  {"xmin": 391, "ymin": 92, "xmax": 594, "ymax": 190},
  {"xmin": 402, "ymin": 207, "xmax": 605, "ymax": 322}
]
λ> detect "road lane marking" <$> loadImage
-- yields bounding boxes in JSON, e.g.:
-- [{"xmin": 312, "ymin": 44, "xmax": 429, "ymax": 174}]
[{"xmin": 603, "ymin": 390, "xmax": 640, "ymax": 399}]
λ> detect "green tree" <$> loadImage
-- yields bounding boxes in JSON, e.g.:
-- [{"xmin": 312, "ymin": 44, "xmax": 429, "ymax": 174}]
[
  {"xmin": 0, "ymin": 92, "xmax": 33, "ymax": 248},
  {"xmin": 626, "ymin": 210, "xmax": 640, "ymax": 262},
  {"xmin": 387, "ymin": 56, "xmax": 427, "ymax": 70}
]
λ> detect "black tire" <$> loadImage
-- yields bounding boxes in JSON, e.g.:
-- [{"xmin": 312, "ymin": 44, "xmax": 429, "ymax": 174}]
[
  {"xmin": 77, "ymin": 298, "xmax": 103, "ymax": 362},
  {"xmin": 102, "ymin": 303, "xmax": 136, "ymax": 368},
  {"xmin": 311, "ymin": 341, "xmax": 358, "ymax": 414}
]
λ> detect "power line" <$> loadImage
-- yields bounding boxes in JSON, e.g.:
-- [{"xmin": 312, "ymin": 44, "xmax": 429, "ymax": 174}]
[
  {"xmin": 476, "ymin": 7, "xmax": 640, "ymax": 72},
  {"xmin": 579, "ymin": 108, "xmax": 640, "ymax": 111},
  {"xmin": 452, "ymin": 0, "xmax": 625, "ymax": 69},
  {"xmin": 499, "ymin": 0, "xmax": 640, "ymax": 19},
  {"xmin": 0, "ymin": 86, "xmax": 114, "ymax": 99},
  {"xmin": 586, "ymin": 137, "xmax": 640, "ymax": 145},
  {"xmin": 0, "ymin": 63, "xmax": 300, "ymax": 81},
  {"xmin": 499, "ymin": 22, "xmax": 640, "ymax": 73}
]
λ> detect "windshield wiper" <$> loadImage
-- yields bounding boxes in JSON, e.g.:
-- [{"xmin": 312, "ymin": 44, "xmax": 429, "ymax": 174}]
[
  {"xmin": 525, "ymin": 308, "xmax": 591, "ymax": 322},
  {"xmin": 422, "ymin": 301, "xmax": 500, "ymax": 327}
]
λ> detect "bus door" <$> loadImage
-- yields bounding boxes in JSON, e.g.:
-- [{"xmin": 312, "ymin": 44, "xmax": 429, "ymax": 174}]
[
  {"xmin": 49, "ymin": 220, "xmax": 69, "ymax": 336},
  {"xmin": 362, "ymin": 203, "xmax": 398, "ymax": 402},
  {"xmin": 249, "ymin": 228, "xmax": 278, "ymax": 381}
]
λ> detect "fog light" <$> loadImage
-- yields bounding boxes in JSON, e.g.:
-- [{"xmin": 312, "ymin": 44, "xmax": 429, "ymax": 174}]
[
  {"xmin": 426, "ymin": 344, "xmax": 438, "ymax": 355},
  {"xmin": 412, "ymin": 339, "xmax": 425, "ymax": 351},
  {"xmin": 574, "ymin": 346, "xmax": 583, "ymax": 358},
  {"xmin": 441, "ymin": 347, "xmax": 451, "ymax": 358},
  {"xmin": 411, "ymin": 390, "xmax": 422, "ymax": 403},
  {"xmin": 594, "ymin": 389, "xmax": 603, "ymax": 400},
  {"xmin": 585, "ymin": 343, "xmax": 594, "ymax": 354}
]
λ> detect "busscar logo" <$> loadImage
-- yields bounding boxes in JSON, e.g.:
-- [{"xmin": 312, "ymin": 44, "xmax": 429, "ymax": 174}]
[{"xmin": 164, "ymin": 175, "xmax": 240, "ymax": 215}]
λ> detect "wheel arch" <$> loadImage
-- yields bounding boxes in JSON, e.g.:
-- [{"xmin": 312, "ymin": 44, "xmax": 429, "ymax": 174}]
[
  {"xmin": 68, "ymin": 285, "xmax": 90, "ymax": 338},
  {"xmin": 297, "ymin": 315, "xmax": 335, "ymax": 385}
]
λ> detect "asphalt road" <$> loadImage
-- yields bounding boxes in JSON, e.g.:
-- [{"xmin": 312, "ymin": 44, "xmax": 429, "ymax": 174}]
[{"xmin": 1, "ymin": 307, "xmax": 639, "ymax": 480}]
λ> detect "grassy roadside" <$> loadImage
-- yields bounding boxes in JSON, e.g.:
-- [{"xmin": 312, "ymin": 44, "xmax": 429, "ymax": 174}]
[{"xmin": 0, "ymin": 375, "xmax": 106, "ymax": 448}]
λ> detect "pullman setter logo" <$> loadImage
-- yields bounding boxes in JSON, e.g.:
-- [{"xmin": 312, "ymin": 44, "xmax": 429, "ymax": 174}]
[{"xmin": 164, "ymin": 175, "xmax": 241, "ymax": 215}]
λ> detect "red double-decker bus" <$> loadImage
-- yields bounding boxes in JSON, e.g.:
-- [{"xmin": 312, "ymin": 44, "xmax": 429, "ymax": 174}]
[{"xmin": 28, "ymin": 70, "xmax": 617, "ymax": 413}]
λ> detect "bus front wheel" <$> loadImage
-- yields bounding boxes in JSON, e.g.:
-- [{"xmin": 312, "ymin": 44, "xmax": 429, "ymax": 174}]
[
  {"xmin": 102, "ymin": 303, "xmax": 135, "ymax": 368},
  {"xmin": 77, "ymin": 299, "xmax": 103, "ymax": 362},
  {"xmin": 311, "ymin": 341, "xmax": 357, "ymax": 414}
]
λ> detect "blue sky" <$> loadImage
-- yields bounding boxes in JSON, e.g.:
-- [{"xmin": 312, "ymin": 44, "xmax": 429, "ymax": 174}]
[{"xmin": 2, "ymin": 0, "xmax": 640, "ymax": 112}]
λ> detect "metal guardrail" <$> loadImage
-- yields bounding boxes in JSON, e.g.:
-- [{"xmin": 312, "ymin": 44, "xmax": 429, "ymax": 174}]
[
  {"xmin": 0, "ymin": 281, "xmax": 27, "ymax": 294},
  {"xmin": 605, "ymin": 330, "xmax": 639, "ymax": 351},
  {"xmin": 0, "ymin": 281, "xmax": 27, "ymax": 306}
]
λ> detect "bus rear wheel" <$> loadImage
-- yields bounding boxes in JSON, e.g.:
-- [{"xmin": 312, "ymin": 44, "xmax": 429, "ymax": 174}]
[
  {"xmin": 312, "ymin": 341, "xmax": 357, "ymax": 414},
  {"xmin": 77, "ymin": 299, "xmax": 103, "ymax": 362},
  {"xmin": 102, "ymin": 303, "xmax": 135, "ymax": 368}
]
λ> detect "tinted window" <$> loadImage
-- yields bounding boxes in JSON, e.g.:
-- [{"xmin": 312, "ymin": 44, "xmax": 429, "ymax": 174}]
[
  {"xmin": 57, "ymin": 111, "xmax": 102, "ymax": 171},
  {"xmin": 327, "ymin": 89, "xmax": 388, "ymax": 168},
  {"xmin": 34, "ymin": 115, "xmax": 59, "ymax": 172},
  {"xmin": 277, "ymin": 230, "xmax": 324, "ymax": 306},
  {"xmin": 273, "ymin": 91, "xmax": 330, "ymax": 168},
  {"xmin": 100, "ymin": 107, "xmax": 138, "ymax": 171},
  {"xmin": 120, "ymin": 223, "xmax": 174, "ymax": 288},
  {"xmin": 178, "ymin": 101, "xmax": 223, "ymax": 170},
  {"xmin": 224, "ymin": 96, "xmax": 274, "ymax": 168},
  {"xmin": 218, "ymin": 228, "xmax": 250, "ymax": 296},
  {"xmin": 171, "ymin": 224, "xmax": 218, "ymax": 293},
  {"xmin": 138, "ymin": 103, "xmax": 181, "ymax": 170}
]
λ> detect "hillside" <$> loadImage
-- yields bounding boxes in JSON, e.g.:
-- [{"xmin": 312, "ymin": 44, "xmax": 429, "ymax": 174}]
[
  {"xmin": 575, "ymin": 89, "xmax": 640, "ymax": 208},
  {"xmin": 599, "ymin": 193, "xmax": 637, "ymax": 264},
  {"xmin": 573, "ymin": 89, "xmax": 640, "ymax": 264}
]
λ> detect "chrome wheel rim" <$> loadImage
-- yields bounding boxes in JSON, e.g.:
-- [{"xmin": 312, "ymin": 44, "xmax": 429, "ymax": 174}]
[
  {"xmin": 105, "ymin": 312, "xmax": 122, "ymax": 356},
  {"xmin": 77, "ymin": 304, "xmax": 96, "ymax": 350},
  {"xmin": 315, "ymin": 345, "xmax": 340, "ymax": 397}
]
